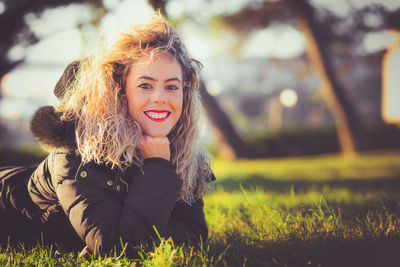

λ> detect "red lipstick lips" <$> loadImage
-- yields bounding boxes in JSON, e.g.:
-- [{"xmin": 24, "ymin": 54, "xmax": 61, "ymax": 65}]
[{"xmin": 144, "ymin": 110, "xmax": 171, "ymax": 122}]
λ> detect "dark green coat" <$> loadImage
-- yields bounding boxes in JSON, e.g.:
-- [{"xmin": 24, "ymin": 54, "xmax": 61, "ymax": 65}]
[{"xmin": 0, "ymin": 106, "xmax": 213, "ymax": 256}]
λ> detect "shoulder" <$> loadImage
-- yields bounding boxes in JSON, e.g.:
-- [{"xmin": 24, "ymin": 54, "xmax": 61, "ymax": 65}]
[
  {"xmin": 50, "ymin": 148, "xmax": 81, "ymax": 185},
  {"xmin": 51, "ymin": 149, "xmax": 129, "ymax": 195},
  {"xmin": 51, "ymin": 148, "xmax": 106, "ymax": 180}
]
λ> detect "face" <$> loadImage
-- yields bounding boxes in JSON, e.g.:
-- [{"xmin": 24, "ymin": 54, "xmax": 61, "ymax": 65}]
[{"xmin": 125, "ymin": 53, "xmax": 183, "ymax": 138}]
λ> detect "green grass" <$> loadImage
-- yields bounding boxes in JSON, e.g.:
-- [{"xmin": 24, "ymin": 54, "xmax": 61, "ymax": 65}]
[
  {"xmin": 0, "ymin": 144, "xmax": 47, "ymax": 167},
  {"xmin": 2, "ymin": 150, "xmax": 400, "ymax": 266}
]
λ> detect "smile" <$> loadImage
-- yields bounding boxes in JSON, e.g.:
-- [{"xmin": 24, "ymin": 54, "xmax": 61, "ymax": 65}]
[{"xmin": 144, "ymin": 110, "xmax": 171, "ymax": 121}]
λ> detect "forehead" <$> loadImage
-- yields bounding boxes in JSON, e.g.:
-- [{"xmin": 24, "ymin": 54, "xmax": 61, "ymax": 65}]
[{"xmin": 129, "ymin": 52, "xmax": 182, "ymax": 79}]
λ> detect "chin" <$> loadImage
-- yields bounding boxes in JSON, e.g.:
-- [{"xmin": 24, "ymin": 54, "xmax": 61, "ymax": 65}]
[{"xmin": 145, "ymin": 130, "xmax": 170, "ymax": 138}]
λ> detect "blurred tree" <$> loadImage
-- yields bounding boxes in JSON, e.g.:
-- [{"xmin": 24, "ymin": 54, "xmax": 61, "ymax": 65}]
[
  {"xmin": 220, "ymin": 0, "xmax": 400, "ymax": 155},
  {"xmin": 198, "ymin": 81, "xmax": 248, "ymax": 159},
  {"xmin": 0, "ymin": 0, "xmax": 104, "ymax": 81},
  {"xmin": 148, "ymin": 0, "xmax": 249, "ymax": 159},
  {"xmin": 0, "ymin": 0, "xmax": 105, "ymax": 121},
  {"xmin": 292, "ymin": 0, "xmax": 365, "ymax": 155}
]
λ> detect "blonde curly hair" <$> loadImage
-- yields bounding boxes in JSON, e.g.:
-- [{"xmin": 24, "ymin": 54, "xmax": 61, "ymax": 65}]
[{"xmin": 57, "ymin": 14, "xmax": 212, "ymax": 203}]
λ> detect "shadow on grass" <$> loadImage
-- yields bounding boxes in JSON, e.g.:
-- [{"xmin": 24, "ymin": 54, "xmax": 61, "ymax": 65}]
[
  {"xmin": 211, "ymin": 174, "xmax": 400, "ymax": 266},
  {"xmin": 210, "ymin": 231, "xmax": 400, "ymax": 267},
  {"xmin": 215, "ymin": 175, "xmax": 400, "ymax": 194}
]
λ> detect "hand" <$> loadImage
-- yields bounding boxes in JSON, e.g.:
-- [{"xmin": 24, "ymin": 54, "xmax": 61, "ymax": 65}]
[{"xmin": 139, "ymin": 134, "xmax": 171, "ymax": 161}]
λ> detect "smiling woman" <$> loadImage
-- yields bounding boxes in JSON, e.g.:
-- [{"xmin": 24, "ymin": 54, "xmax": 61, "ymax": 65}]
[
  {"xmin": 0, "ymin": 13, "xmax": 215, "ymax": 257},
  {"xmin": 126, "ymin": 53, "xmax": 183, "ymax": 141}
]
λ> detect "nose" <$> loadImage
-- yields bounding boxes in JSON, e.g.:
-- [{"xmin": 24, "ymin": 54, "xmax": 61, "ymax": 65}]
[{"xmin": 151, "ymin": 87, "xmax": 167, "ymax": 104}]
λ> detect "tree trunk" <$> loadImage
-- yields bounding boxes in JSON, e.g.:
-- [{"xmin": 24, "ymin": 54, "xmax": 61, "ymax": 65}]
[
  {"xmin": 291, "ymin": 0, "xmax": 368, "ymax": 155},
  {"xmin": 199, "ymin": 81, "xmax": 248, "ymax": 159}
]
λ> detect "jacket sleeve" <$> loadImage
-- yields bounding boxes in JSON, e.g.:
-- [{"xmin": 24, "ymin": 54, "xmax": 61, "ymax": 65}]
[
  {"xmin": 54, "ymin": 153, "xmax": 183, "ymax": 255},
  {"xmin": 165, "ymin": 198, "xmax": 208, "ymax": 245}
]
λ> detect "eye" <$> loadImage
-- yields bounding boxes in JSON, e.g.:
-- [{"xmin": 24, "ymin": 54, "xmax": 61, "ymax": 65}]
[
  {"xmin": 139, "ymin": 83, "xmax": 152, "ymax": 89},
  {"xmin": 166, "ymin": 85, "xmax": 179, "ymax": 90}
]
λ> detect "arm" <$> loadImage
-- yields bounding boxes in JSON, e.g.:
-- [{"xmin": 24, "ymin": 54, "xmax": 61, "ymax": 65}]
[
  {"xmin": 136, "ymin": 135, "xmax": 209, "ymax": 244},
  {"xmin": 164, "ymin": 198, "xmax": 208, "ymax": 245},
  {"xmin": 54, "ymin": 153, "xmax": 182, "ymax": 256}
]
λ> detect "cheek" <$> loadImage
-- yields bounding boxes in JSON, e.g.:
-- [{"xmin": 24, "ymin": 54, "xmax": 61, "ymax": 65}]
[
  {"xmin": 175, "ymin": 93, "xmax": 183, "ymax": 118},
  {"xmin": 126, "ymin": 93, "xmax": 141, "ymax": 118}
]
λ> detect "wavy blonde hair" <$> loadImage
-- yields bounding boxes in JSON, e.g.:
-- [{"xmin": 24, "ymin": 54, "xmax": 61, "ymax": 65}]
[{"xmin": 57, "ymin": 14, "xmax": 212, "ymax": 202}]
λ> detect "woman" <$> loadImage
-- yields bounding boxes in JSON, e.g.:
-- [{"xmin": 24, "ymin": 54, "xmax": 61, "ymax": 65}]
[{"xmin": 0, "ymin": 14, "xmax": 214, "ymax": 257}]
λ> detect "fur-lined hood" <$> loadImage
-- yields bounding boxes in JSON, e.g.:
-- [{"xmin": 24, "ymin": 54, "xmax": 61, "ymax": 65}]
[
  {"xmin": 30, "ymin": 106, "xmax": 76, "ymax": 152},
  {"xmin": 30, "ymin": 60, "xmax": 80, "ymax": 152}
]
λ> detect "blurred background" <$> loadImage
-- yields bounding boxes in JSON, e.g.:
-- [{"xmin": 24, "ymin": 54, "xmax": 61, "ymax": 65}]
[{"xmin": 0, "ymin": 0, "xmax": 400, "ymax": 164}]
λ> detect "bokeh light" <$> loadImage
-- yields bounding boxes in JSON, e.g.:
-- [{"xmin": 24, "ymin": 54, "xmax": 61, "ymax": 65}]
[{"xmin": 279, "ymin": 89, "xmax": 298, "ymax": 108}]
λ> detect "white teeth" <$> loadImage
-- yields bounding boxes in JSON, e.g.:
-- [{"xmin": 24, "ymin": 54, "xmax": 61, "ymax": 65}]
[{"xmin": 146, "ymin": 112, "xmax": 168, "ymax": 119}]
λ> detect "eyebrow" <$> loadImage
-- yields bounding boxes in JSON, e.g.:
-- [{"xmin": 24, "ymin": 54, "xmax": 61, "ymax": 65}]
[{"xmin": 138, "ymin": 76, "xmax": 182, "ymax": 84}]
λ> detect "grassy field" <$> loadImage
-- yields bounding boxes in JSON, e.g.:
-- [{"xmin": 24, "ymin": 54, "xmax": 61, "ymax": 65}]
[{"xmin": 1, "ymin": 149, "xmax": 400, "ymax": 266}]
